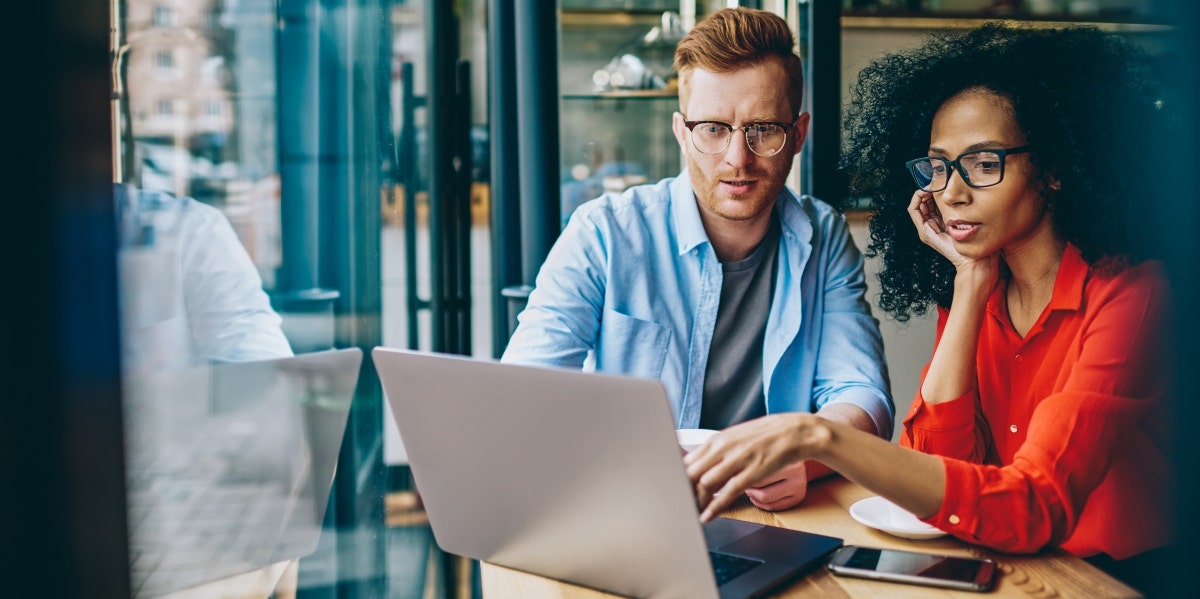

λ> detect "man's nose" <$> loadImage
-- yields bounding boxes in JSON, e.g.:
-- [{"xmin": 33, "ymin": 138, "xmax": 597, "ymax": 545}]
[{"xmin": 722, "ymin": 129, "xmax": 754, "ymax": 168}]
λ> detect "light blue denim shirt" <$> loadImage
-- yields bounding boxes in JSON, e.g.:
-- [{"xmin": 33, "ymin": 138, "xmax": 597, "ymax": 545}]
[
  {"xmin": 502, "ymin": 171, "xmax": 893, "ymax": 437},
  {"xmin": 116, "ymin": 184, "xmax": 293, "ymax": 371}
]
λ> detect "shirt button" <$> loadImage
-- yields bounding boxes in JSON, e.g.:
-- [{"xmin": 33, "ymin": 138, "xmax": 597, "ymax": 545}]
[
  {"xmin": 1010, "ymin": 424, "xmax": 1019, "ymax": 433},
  {"xmin": 949, "ymin": 514, "xmax": 961, "ymax": 525},
  {"xmin": 1014, "ymin": 354, "xmax": 1023, "ymax": 362}
]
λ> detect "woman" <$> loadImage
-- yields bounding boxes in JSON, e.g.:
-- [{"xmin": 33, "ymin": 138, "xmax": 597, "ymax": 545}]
[{"xmin": 684, "ymin": 23, "xmax": 1176, "ymax": 589}]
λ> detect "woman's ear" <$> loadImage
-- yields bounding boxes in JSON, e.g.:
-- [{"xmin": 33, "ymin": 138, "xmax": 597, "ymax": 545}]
[{"xmin": 1044, "ymin": 171, "xmax": 1061, "ymax": 191}]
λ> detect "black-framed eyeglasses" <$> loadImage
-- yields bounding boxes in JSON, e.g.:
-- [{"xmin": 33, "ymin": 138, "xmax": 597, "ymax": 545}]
[
  {"xmin": 682, "ymin": 116, "xmax": 797, "ymax": 157},
  {"xmin": 905, "ymin": 145, "xmax": 1032, "ymax": 192}
]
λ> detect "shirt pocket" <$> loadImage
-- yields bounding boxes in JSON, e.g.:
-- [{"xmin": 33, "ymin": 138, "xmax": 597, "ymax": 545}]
[{"xmin": 598, "ymin": 309, "xmax": 672, "ymax": 379}]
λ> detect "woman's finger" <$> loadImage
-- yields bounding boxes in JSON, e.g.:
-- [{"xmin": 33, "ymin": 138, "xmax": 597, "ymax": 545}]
[
  {"xmin": 699, "ymin": 469, "xmax": 755, "ymax": 522},
  {"xmin": 907, "ymin": 191, "xmax": 937, "ymax": 233}
]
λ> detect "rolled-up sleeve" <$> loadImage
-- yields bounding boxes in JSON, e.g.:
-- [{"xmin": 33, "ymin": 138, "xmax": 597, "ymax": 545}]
[
  {"xmin": 811, "ymin": 214, "xmax": 893, "ymax": 438},
  {"xmin": 501, "ymin": 205, "xmax": 608, "ymax": 369}
]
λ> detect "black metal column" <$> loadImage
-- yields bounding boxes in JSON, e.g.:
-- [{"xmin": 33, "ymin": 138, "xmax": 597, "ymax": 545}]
[
  {"xmin": 515, "ymin": 0, "xmax": 561, "ymax": 279},
  {"xmin": 397, "ymin": 4, "xmax": 473, "ymax": 358},
  {"xmin": 800, "ymin": 0, "xmax": 842, "ymax": 203},
  {"xmin": 398, "ymin": 61, "xmax": 423, "ymax": 350},
  {"xmin": 501, "ymin": 0, "xmax": 562, "ymax": 337},
  {"xmin": 427, "ymin": 0, "xmax": 451, "ymax": 354},
  {"xmin": 451, "ymin": 59, "xmax": 474, "ymax": 354},
  {"xmin": 488, "ymin": 0, "xmax": 522, "ymax": 358}
]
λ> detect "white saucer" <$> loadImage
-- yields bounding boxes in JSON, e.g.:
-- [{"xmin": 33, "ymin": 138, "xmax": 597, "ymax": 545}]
[{"xmin": 849, "ymin": 496, "xmax": 948, "ymax": 540}]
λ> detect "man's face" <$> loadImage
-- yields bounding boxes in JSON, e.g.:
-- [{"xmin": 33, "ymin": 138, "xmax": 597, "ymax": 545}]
[{"xmin": 673, "ymin": 59, "xmax": 809, "ymax": 228}]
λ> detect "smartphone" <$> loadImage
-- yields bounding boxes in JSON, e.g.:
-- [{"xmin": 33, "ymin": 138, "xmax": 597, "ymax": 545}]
[{"xmin": 827, "ymin": 545, "xmax": 997, "ymax": 592}]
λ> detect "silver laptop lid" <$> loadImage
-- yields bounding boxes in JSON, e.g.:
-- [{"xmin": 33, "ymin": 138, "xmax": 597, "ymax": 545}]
[{"xmin": 374, "ymin": 347, "xmax": 720, "ymax": 599}]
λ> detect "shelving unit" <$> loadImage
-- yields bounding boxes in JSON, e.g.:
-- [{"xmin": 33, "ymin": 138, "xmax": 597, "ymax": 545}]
[
  {"xmin": 558, "ymin": 4, "xmax": 692, "ymax": 224},
  {"xmin": 559, "ymin": 93, "xmax": 680, "ymax": 226},
  {"xmin": 842, "ymin": 14, "xmax": 1171, "ymax": 31}
]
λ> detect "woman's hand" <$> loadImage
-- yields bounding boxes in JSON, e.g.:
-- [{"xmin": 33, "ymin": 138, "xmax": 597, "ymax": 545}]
[
  {"xmin": 684, "ymin": 414, "xmax": 824, "ymax": 522},
  {"xmin": 907, "ymin": 190, "xmax": 999, "ymax": 286},
  {"xmin": 908, "ymin": 190, "xmax": 962, "ymax": 263}
]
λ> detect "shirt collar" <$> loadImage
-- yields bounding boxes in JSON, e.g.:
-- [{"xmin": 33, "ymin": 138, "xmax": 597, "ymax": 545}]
[
  {"xmin": 986, "ymin": 242, "xmax": 1088, "ymax": 320},
  {"xmin": 671, "ymin": 170, "xmax": 709, "ymax": 255},
  {"xmin": 1047, "ymin": 243, "xmax": 1088, "ymax": 312}
]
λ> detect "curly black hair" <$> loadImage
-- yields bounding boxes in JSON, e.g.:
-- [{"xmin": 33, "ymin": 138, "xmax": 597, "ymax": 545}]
[{"xmin": 841, "ymin": 24, "xmax": 1174, "ymax": 322}]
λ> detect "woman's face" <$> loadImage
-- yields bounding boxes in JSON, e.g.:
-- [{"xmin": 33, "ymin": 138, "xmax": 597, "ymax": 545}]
[{"xmin": 926, "ymin": 89, "xmax": 1053, "ymax": 260}]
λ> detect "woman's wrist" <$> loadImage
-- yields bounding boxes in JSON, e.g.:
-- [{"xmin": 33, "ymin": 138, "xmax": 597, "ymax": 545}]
[
  {"xmin": 794, "ymin": 414, "xmax": 834, "ymax": 464},
  {"xmin": 953, "ymin": 262, "xmax": 997, "ymax": 299}
]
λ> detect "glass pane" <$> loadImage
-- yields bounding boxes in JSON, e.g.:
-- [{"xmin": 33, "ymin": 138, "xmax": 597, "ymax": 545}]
[
  {"xmin": 382, "ymin": 1, "xmax": 492, "ymax": 595},
  {"xmin": 113, "ymin": 0, "xmax": 411, "ymax": 596},
  {"xmin": 559, "ymin": 8, "xmax": 685, "ymax": 226}
]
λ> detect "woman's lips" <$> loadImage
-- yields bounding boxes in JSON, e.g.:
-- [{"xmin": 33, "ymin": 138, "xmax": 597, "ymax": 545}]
[{"xmin": 945, "ymin": 219, "xmax": 981, "ymax": 242}]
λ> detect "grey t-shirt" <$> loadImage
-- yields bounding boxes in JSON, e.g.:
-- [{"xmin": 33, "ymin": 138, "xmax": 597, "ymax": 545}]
[{"xmin": 699, "ymin": 215, "xmax": 781, "ymax": 429}]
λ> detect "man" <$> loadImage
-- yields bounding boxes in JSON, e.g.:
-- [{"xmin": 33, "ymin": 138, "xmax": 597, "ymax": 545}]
[
  {"xmin": 502, "ymin": 8, "xmax": 891, "ymax": 512},
  {"xmin": 116, "ymin": 183, "xmax": 293, "ymax": 371}
]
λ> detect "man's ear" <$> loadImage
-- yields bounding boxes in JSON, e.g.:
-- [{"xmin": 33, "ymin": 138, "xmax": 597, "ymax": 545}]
[
  {"xmin": 672, "ymin": 111, "xmax": 689, "ymax": 151},
  {"xmin": 789, "ymin": 112, "xmax": 811, "ymax": 156}
]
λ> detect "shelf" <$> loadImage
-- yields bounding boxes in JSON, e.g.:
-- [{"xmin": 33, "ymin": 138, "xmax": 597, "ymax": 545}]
[
  {"xmin": 561, "ymin": 11, "xmax": 668, "ymax": 28},
  {"xmin": 563, "ymin": 90, "xmax": 677, "ymax": 100},
  {"xmin": 842, "ymin": 14, "xmax": 1172, "ymax": 33}
]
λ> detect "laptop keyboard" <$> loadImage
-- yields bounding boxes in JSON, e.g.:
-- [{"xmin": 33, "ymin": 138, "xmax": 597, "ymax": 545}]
[{"xmin": 710, "ymin": 551, "xmax": 763, "ymax": 585}]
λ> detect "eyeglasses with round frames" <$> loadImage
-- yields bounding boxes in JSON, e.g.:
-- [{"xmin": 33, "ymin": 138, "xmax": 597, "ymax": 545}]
[
  {"xmin": 905, "ymin": 146, "xmax": 1032, "ymax": 192},
  {"xmin": 682, "ymin": 117, "xmax": 798, "ymax": 157}
]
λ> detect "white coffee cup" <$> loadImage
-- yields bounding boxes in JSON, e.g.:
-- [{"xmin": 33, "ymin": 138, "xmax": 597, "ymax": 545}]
[{"xmin": 675, "ymin": 428, "xmax": 718, "ymax": 453}]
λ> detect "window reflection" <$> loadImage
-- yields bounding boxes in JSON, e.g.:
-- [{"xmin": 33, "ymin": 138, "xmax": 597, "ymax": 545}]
[
  {"xmin": 113, "ymin": 0, "xmax": 479, "ymax": 596},
  {"xmin": 123, "ymin": 349, "xmax": 360, "ymax": 596},
  {"xmin": 116, "ymin": 0, "xmax": 290, "ymax": 370},
  {"xmin": 114, "ymin": 1, "xmax": 380, "ymax": 597},
  {"xmin": 115, "ymin": 182, "xmax": 292, "ymax": 371}
]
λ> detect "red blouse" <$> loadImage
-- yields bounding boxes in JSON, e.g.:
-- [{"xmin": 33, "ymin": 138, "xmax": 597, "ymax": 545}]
[{"xmin": 900, "ymin": 244, "xmax": 1175, "ymax": 559}]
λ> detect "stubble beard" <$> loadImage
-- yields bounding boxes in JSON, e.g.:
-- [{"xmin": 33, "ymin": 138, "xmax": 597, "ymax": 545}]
[{"xmin": 700, "ymin": 170, "xmax": 786, "ymax": 223}]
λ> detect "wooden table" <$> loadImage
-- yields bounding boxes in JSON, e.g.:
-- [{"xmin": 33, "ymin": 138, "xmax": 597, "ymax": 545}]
[{"xmin": 480, "ymin": 478, "xmax": 1141, "ymax": 598}]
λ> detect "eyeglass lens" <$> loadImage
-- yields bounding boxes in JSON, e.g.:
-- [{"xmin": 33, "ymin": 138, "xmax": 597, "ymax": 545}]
[
  {"xmin": 911, "ymin": 150, "xmax": 1006, "ymax": 191},
  {"xmin": 691, "ymin": 122, "xmax": 788, "ymax": 157}
]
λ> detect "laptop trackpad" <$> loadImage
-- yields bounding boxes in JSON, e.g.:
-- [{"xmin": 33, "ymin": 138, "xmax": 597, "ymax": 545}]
[{"xmin": 703, "ymin": 518, "xmax": 763, "ymax": 548}]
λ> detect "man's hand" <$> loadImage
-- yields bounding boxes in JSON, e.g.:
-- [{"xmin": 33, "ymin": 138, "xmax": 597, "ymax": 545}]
[{"xmin": 744, "ymin": 460, "xmax": 808, "ymax": 511}]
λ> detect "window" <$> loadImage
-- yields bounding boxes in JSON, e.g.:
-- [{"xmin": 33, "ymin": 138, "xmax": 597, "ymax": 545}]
[
  {"xmin": 117, "ymin": 0, "xmax": 413, "ymax": 597},
  {"xmin": 154, "ymin": 49, "xmax": 174, "ymax": 71},
  {"xmin": 152, "ymin": 5, "xmax": 175, "ymax": 28}
]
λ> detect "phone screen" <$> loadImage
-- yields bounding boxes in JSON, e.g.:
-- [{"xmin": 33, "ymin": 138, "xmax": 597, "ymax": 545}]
[
  {"xmin": 846, "ymin": 547, "xmax": 982, "ymax": 579},
  {"xmin": 829, "ymin": 546, "xmax": 996, "ymax": 591}
]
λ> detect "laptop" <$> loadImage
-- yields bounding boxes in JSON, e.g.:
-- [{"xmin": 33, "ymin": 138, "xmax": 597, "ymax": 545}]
[
  {"xmin": 123, "ymin": 348, "xmax": 362, "ymax": 597},
  {"xmin": 373, "ymin": 347, "xmax": 842, "ymax": 599}
]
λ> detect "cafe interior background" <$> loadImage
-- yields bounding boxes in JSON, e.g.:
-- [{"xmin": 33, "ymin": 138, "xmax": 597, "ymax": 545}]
[{"xmin": 4, "ymin": 0, "xmax": 1198, "ymax": 597}]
